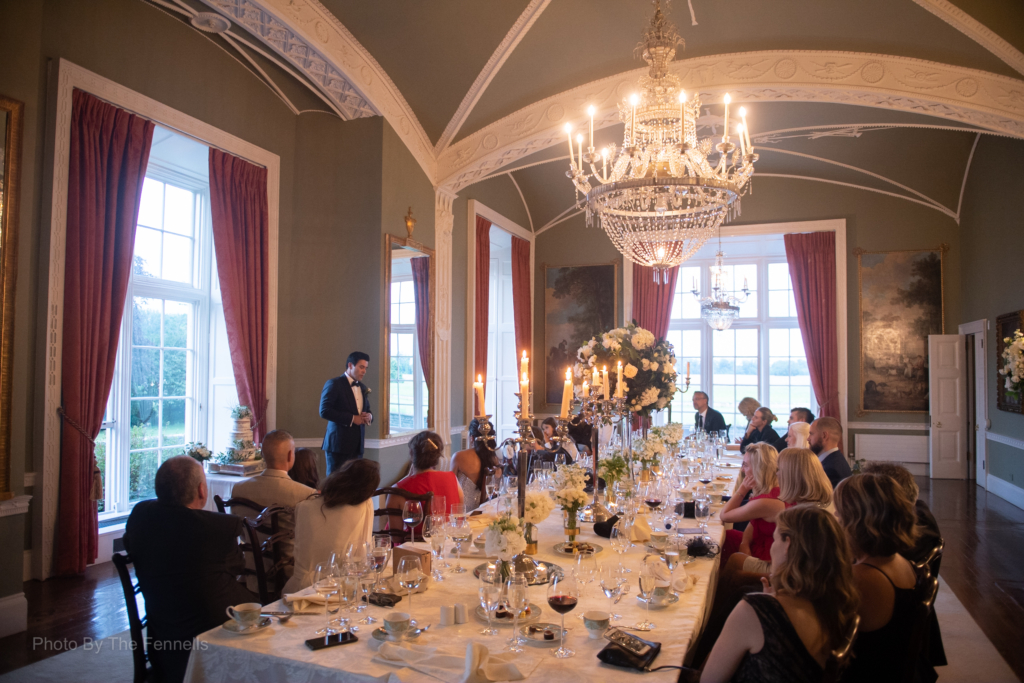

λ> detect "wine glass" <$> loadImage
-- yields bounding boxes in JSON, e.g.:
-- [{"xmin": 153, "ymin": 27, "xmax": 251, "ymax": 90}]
[
  {"xmin": 371, "ymin": 535, "xmax": 392, "ymax": 592},
  {"xmin": 448, "ymin": 505, "xmax": 470, "ymax": 573},
  {"xmin": 484, "ymin": 473, "xmax": 498, "ymax": 501},
  {"xmin": 599, "ymin": 564, "xmax": 624, "ymax": 621},
  {"xmin": 424, "ymin": 514, "xmax": 447, "ymax": 581},
  {"xmin": 431, "ymin": 494, "xmax": 446, "ymax": 517},
  {"xmin": 664, "ymin": 540, "xmax": 682, "ymax": 595},
  {"xmin": 546, "ymin": 571, "xmax": 579, "ymax": 658},
  {"xmin": 609, "ymin": 518, "xmax": 632, "ymax": 573},
  {"xmin": 635, "ymin": 558, "xmax": 658, "ymax": 631},
  {"xmin": 396, "ymin": 556, "xmax": 425, "ymax": 613},
  {"xmin": 506, "ymin": 574, "xmax": 529, "ymax": 652},
  {"xmin": 358, "ymin": 573, "xmax": 378, "ymax": 624},
  {"xmin": 478, "ymin": 569, "xmax": 501, "ymax": 636},
  {"xmin": 574, "ymin": 552, "xmax": 597, "ymax": 616},
  {"xmin": 313, "ymin": 561, "xmax": 340, "ymax": 638},
  {"xmin": 694, "ymin": 487, "xmax": 711, "ymax": 541},
  {"xmin": 402, "ymin": 500, "xmax": 424, "ymax": 544},
  {"xmin": 336, "ymin": 574, "xmax": 359, "ymax": 632}
]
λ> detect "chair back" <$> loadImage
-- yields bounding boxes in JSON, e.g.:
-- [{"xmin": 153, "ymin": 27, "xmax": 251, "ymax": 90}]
[
  {"xmin": 897, "ymin": 570, "xmax": 940, "ymax": 681},
  {"xmin": 112, "ymin": 553, "xmax": 150, "ymax": 683},
  {"xmin": 372, "ymin": 487, "xmax": 434, "ymax": 543},
  {"xmin": 914, "ymin": 538, "xmax": 944, "ymax": 578},
  {"xmin": 221, "ymin": 496, "xmax": 292, "ymax": 603},
  {"xmin": 821, "ymin": 613, "xmax": 860, "ymax": 683}
]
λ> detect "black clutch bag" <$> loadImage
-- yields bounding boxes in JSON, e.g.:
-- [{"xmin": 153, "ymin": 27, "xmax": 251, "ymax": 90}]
[{"xmin": 597, "ymin": 633, "xmax": 662, "ymax": 671}]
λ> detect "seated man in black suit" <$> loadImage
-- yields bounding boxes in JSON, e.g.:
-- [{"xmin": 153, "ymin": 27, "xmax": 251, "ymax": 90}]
[
  {"xmin": 739, "ymin": 407, "xmax": 786, "ymax": 453},
  {"xmin": 780, "ymin": 406, "xmax": 815, "ymax": 446},
  {"xmin": 692, "ymin": 391, "xmax": 727, "ymax": 434},
  {"xmin": 808, "ymin": 416, "xmax": 852, "ymax": 489},
  {"xmin": 320, "ymin": 351, "xmax": 373, "ymax": 475},
  {"xmin": 124, "ymin": 456, "xmax": 255, "ymax": 683}
]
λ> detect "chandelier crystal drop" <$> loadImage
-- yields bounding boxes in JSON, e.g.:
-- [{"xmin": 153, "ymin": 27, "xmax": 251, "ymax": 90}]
[
  {"xmin": 566, "ymin": 0, "xmax": 758, "ymax": 282},
  {"xmin": 692, "ymin": 248, "xmax": 750, "ymax": 331}
]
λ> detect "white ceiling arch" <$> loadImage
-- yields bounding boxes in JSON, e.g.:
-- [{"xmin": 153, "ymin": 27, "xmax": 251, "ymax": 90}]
[{"xmin": 436, "ymin": 50, "xmax": 1024, "ymax": 192}]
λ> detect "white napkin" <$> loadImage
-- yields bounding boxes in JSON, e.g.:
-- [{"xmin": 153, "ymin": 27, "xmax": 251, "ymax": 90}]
[
  {"xmin": 467, "ymin": 514, "xmax": 495, "ymax": 531},
  {"xmin": 282, "ymin": 591, "xmax": 335, "ymax": 611},
  {"xmin": 630, "ymin": 515, "xmax": 652, "ymax": 542},
  {"xmin": 399, "ymin": 541, "xmax": 432, "ymax": 553},
  {"xmin": 374, "ymin": 641, "xmax": 538, "ymax": 683}
]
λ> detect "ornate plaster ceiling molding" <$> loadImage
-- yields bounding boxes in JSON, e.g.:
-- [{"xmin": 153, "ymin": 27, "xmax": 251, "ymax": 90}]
[
  {"xmin": 437, "ymin": 50, "xmax": 1024, "ymax": 192},
  {"xmin": 201, "ymin": 0, "xmax": 436, "ymax": 179},
  {"xmin": 434, "ymin": 0, "xmax": 551, "ymax": 155},
  {"xmin": 912, "ymin": 0, "xmax": 1024, "ymax": 77}
]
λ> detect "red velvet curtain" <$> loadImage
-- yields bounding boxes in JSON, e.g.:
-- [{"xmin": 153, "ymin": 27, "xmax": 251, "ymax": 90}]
[
  {"xmin": 209, "ymin": 149, "xmax": 270, "ymax": 442},
  {"xmin": 631, "ymin": 264, "xmax": 680, "ymax": 340},
  {"xmin": 784, "ymin": 232, "xmax": 839, "ymax": 419},
  {"xmin": 57, "ymin": 89, "xmax": 154, "ymax": 575},
  {"xmin": 411, "ymin": 256, "xmax": 431, "ymax": 383},
  {"xmin": 474, "ymin": 216, "xmax": 492, "ymax": 391},
  {"xmin": 511, "ymin": 236, "xmax": 531, "ymax": 368}
]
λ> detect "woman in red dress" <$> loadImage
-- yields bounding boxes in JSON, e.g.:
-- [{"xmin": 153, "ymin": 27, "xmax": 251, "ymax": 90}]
[
  {"xmin": 385, "ymin": 430, "xmax": 464, "ymax": 538},
  {"xmin": 719, "ymin": 443, "xmax": 785, "ymax": 568}
]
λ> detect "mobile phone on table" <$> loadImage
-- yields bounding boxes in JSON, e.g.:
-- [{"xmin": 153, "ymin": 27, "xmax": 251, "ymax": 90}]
[
  {"xmin": 305, "ymin": 632, "xmax": 358, "ymax": 651},
  {"xmin": 604, "ymin": 627, "xmax": 653, "ymax": 657}
]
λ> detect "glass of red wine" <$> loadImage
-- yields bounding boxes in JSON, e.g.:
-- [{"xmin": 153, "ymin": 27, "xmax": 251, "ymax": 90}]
[
  {"xmin": 402, "ymin": 500, "xmax": 424, "ymax": 543},
  {"xmin": 546, "ymin": 571, "xmax": 579, "ymax": 658},
  {"xmin": 643, "ymin": 480, "xmax": 663, "ymax": 512}
]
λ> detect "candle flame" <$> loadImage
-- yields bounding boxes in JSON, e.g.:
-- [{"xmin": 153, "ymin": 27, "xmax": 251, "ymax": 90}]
[
  {"xmin": 739, "ymin": 106, "xmax": 747, "ymax": 117},
  {"xmin": 477, "ymin": 374, "xmax": 482, "ymax": 383},
  {"xmin": 565, "ymin": 367, "xmax": 571, "ymax": 380},
  {"xmin": 564, "ymin": 122, "xmax": 573, "ymax": 133},
  {"xmin": 629, "ymin": 93, "xmax": 639, "ymax": 106},
  {"xmin": 576, "ymin": 133, "xmax": 584, "ymax": 143},
  {"xmin": 587, "ymin": 105, "xmax": 596, "ymax": 116},
  {"xmin": 522, "ymin": 350, "xmax": 527, "ymax": 359},
  {"xmin": 723, "ymin": 93, "xmax": 731, "ymax": 104},
  {"xmin": 678, "ymin": 90, "xmax": 686, "ymax": 103}
]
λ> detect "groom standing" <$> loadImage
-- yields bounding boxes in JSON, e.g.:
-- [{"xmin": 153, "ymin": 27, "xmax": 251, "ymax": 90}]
[{"xmin": 320, "ymin": 352, "xmax": 373, "ymax": 475}]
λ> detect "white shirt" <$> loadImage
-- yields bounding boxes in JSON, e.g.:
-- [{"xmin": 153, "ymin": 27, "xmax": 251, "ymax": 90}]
[
  {"xmin": 817, "ymin": 447, "xmax": 840, "ymax": 463},
  {"xmin": 346, "ymin": 372, "xmax": 363, "ymax": 424}
]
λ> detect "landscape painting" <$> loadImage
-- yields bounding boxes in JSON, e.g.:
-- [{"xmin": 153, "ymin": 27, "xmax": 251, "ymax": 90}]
[
  {"xmin": 543, "ymin": 263, "xmax": 617, "ymax": 405},
  {"xmin": 857, "ymin": 247, "xmax": 946, "ymax": 413}
]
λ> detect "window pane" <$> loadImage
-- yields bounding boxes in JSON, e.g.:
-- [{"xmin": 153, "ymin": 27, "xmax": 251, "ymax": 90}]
[
  {"xmin": 132, "ymin": 297, "xmax": 162, "ymax": 346},
  {"xmin": 129, "ymin": 449, "xmax": 161, "ymax": 503},
  {"xmin": 391, "ymin": 283, "xmax": 402, "ymax": 318},
  {"xmin": 137, "ymin": 178, "xmax": 164, "ymax": 229},
  {"xmin": 134, "ymin": 227, "xmax": 161, "ymax": 278},
  {"xmin": 162, "ymin": 349, "xmax": 187, "ymax": 396},
  {"xmin": 767, "ymin": 262, "xmax": 789, "ymax": 290},
  {"xmin": 768, "ymin": 262, "xmax": 796, "ymax": 318},
  {"xmin": 131, "ymin": 399, "xmax": 160, "ymax": 449},
  {"xmin": 673, "ymin": 266, "xmax": 702, "ymax": 320},
  {"xmin": 400, "ymin": 280, "xmax": 414, "ymax": 303},
  {"xmin": 162, "ymin": 234, "xmax": 193, "ymax": 284},
  {"xmin": 162, "ymin": 399, "xmax": 186, "ymax": 446},
  {"xmin": 163, "ymin": 301, "xmax": 190, "ymax": 348},
  {"xmin": 163, "ymin": 185, "xmax": 194, "ymax": 236},
  {"xmin": 712, "ymin": 328, "xmax": 759, "ymax": 429},
  {"xmin": 95, "ymin": 428, "xmax": 108, "ymax": 513},
  {"xmin": 131, "ymin": 348, "xmax": 160, "ymax": 397}
]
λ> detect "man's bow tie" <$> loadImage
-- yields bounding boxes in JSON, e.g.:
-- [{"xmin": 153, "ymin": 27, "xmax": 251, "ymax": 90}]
[{"xmin": 351, "ymin": 380, "xmax": 362, "ymax": 388}]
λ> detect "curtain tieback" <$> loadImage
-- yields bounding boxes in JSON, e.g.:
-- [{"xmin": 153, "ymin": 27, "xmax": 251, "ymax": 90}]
[{"xmin": 58, "ymin": 406, "xmax": 103, "ymax": 502}]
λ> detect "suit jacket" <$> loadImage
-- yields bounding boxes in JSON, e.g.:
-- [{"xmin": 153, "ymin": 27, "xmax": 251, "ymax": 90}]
[
  {"xmin": 320, "ymin": 374, "xmax": 372, "ymax": 455},
  {"xmin": 695, "ymin": 407, "xmax": 728, "ymax": 433},
  {"xmin": 820, "ymin": 449, "xmax": 852, "ymax": 489},
  {"xmin": 124, "ymin": 500, "xmax": 255, "ymax": 682},
  {"xmin": 740, "ymin": 426, "xmax": 786, "ymax": 453}
]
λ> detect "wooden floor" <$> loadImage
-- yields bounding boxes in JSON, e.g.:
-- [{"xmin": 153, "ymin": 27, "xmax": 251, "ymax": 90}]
[{"xmin": 1, "ymin": 479, "xmax": 1022, "ymax": 679}]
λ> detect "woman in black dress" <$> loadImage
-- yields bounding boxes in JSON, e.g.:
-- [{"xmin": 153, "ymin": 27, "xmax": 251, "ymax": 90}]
[{"xmin": 698, "ymin": 504, "xmax": 860, "ymax": 683}]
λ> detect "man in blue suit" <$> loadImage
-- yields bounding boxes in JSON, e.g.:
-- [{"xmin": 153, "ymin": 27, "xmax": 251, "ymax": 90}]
[
  {"xmin": 809, "ymin": 416, "xmax": 851, "ymax": 489},
  {"xmin": 692, "ymin": 391, "xmax": 727, "ymax": 433},
  {"xmin": 320, "ymin": 351, "xmax": 373, "ymax": 474}
]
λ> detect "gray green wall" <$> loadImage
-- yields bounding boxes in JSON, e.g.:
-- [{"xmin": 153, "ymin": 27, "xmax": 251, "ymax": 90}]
[{"xmin": 959, "ymin": 136, "xmax": 1024, "ymax": 492}]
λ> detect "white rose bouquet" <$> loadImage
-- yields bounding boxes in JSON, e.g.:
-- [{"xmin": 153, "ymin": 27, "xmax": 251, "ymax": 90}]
[
  {"xmin": 485, "ymin": 513, "xmax": 527, "ymax": 579},
  {"xmin": 649, "ymin": 422, "xmax": 684, "ymax": 449},
  {"xmin": 552, "ymin": 463, "xmax": 589, "ymax": 534},
  {"xmin": 634, "ymin": 436, "xmax": 667, "ymax": 468},
  {"xmin": 523, "ymin": 491, "xmax": 555, "ymax": 525},
  {"xmin": 1000, "ymin": 328, "xmax": 1024, "ymax": 398},
  {"xmin": 183, "ymin": 442, "xmax": 211, "ymax": 463}
]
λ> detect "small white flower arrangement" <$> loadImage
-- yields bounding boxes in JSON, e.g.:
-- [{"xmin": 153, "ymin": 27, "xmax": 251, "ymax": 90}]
[
  {"xmin": 634, "ymin": 436, "xmax": 668, "ymax": 468},
  {"xmin": 522, "ymin": 491, "xmax": 555, "ymax": 525},
  {"xmin": 183, "ymin": 442, "xmax": 211, "ymax": 463},
  {"xmin": 230, "ymin": 405, "xmax": 253, "ymax": 419},
  {"xmin": 552, "ymin": 463, "xmax": 589, "ymax": 528},
  {"xmin": 1000, "ymin": 328, "xmax": 1024, "ymax": 397},
  {"xmin": 484, "ymin": 513, "xmax": 527, "ymax": 562},
  {"xmin": 650, "ymin": 422, "xmax": 684, "ymax": 447}
]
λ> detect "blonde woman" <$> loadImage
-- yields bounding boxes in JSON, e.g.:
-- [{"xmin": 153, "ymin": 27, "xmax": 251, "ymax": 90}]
[
  {"xmin": 786, "ymin": 421, "xmax": 811, "ymax": 449},
  {"xmin": 720, "ymin": 444, "xmax": 785, "ymax": 567},
  {"xmin": 778, "ymin": 448, "xmax": 834, "ymax": 513},
  {"xmin": 698, "ymin": 505, "xmax": 860, "ymax": 683},
  {"xmin": 735, "ymin": 397, "xmax": 761, "ymax": 444}
]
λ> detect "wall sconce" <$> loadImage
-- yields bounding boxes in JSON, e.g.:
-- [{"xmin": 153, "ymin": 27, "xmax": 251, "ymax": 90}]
[{"xmin": 404, "ymin": 206, "xmax": 416, "ymax": 238}]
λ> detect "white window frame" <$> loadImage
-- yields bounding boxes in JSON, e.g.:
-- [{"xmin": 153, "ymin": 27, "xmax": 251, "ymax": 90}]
[{"xmin": 389, "ymin": 272, "xmax": 429, "ymax": 433}]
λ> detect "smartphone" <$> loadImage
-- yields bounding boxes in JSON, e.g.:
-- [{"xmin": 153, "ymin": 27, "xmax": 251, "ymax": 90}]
[
  {"xmin": 604, "ymin": 627, "xmax": 653, "ymax": 656},
  {"xmin": 305, "ymin": 631, "xmax": 358, "ymax": 651}
]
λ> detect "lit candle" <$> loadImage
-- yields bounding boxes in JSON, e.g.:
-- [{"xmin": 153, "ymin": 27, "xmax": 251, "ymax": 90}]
[
  {"xmin": 743, "ymin": 277, "xmax": 749, "ymax": 290},
  {"xmin": 739, "ymin": 107, "xmax": 752, "ymax": 151},
  {"xmin": 616, "ymin": 361, "xmax": 623, "ymax": 398},
  {"xmin": 601, "ymin": 148, "xmax": 608, "ymax": 177},
  {"xmin": 520, "ymin": 350, "xmax": 529, "ymax": 380},
  {"xmin": 678, "ymin": 90, "xmax": 686, "ymax": 140},
  {"xmin": 565, "ymin": 123, "xmax": 575, "ymax": 167},
  {"xmin": 587, "ymin": 105, "xmax": 595, "ymax": 149},
  {"xmin": 576, "ymin": 134, "xmax": 584, "ymax": 168},
  {"xmin": 602, "ymin": 366, "xmax": 610, "ymax": 400},
  {"xmin": 582, "ymin": 380, "xmax": 590, "ymax": 398},
  {"xmin": 520, "ymin": 371, "xmax": 530, "ymax": 419},
  {"xmin": 736, "ymin": 123, "xmax": 747, "ymax": 156},
  {"xmin": 474, "ymin": 374, "xmax": 486, "ymax": 417},
  {"xmin": 722, "ymin": 93, "xmax": 731, "ymax": 143},
  {"xmin": 692, "ymin": 276, "xmax": 697, "ymax": 291},
  {"xmin": 686, "ymin": 361, "xmax": 691, "ymax": 377},
  {"xmin": 629, "ymin": 93, "xmax": 639, "ymax": 145},
  {"xmin": 560, "ymin": 368, "xmax": 573, "ymax": 419},
  {"xmin": 592, "ymin": 366, "xmax": 600, "ymax": 387}
]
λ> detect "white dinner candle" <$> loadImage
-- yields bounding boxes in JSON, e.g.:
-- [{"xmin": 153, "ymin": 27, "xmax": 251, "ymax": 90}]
[
  {"xmin": 739, "ymin": 107, "xmax": 752, "ymax": 151},
  {"xmin": 736, "ymin": 124, "xmax": 747, "ymax": 156},
  {"xmin": 520, "ymin": 350, "xmax": 529, "ymax": 380},
  {"xmin": 592, "ymin": 366, "xmax": 600, "ymax": 387},
  {"xmin": 474, "ymin": 374, "xmax": 486, "ymax": 417},
  {"xmin": 602, "ymin": 366, "xmax": 610, "ymax": 399},
  {"xmin": 565, "ymin": 123, "xmax": 575, "ymax": 166},
  {"xmin": 587, "ymin": 105, "xmax": 595, "ymax": 149},
  {"xmin": 520, "ymin": 371, "xmax": 530, "ymax": 419},
  {"xmin": 722, "ymin": 93, "xmax": 731, "ymax": 143},
  {"xmin": 577, "ymin": 134, "xmax": 584, "ymax": 168},
  {"xmin": 560, "ymin": 368, "xmax": 573, "ymax": 419},
  {"xmin": 687, "ymin": 361, "xmax": 691, "ymax": 377},
  {"xmin": 616, "ymin": 361, "xmax": 623, "ymax": 398},
  {"xmin": 582, "ymin": 380, "xmax": 590, "ymax": 398}
]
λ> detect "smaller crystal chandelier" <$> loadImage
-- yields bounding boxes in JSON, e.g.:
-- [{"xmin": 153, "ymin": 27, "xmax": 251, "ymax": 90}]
[{"xmin": 692, "ymin": 244, "xmax": 750, "ymax": 331}]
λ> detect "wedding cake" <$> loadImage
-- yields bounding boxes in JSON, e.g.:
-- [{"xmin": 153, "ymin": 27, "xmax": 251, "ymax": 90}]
[
  {"xmin": 208, "ymin": 406, "xmax": 264, "ymax": 476},
  {"xmin": 227, "ymin": 416, "xmax": 257, "ymax": 460}
]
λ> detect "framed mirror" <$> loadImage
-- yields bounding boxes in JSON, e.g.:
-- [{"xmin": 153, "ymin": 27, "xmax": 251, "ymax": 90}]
[
  {"xmin": 382, "ymin": 234, "xmax": 434, "ymax": 438},
  {"xmin": 0, "ymin": 95, "xmax": 24, "ymax": 501}
]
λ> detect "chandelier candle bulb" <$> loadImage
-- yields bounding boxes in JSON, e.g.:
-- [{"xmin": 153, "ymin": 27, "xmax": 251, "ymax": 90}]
[
  {"xmin": 582, "ymin": 380, "xmax": 590, "ymax": 398},
  {"xmin": 587, "ymin": 105, "xmax": 595, "ymax": 148},
  {"xmin": 565, "ymin": 123, "xmax": 575, "ymax": 166},
  {"xmin": 687, "ymin": 361, "xmax": 691, "ymax": 377},
  {"xmin": 616, "ymin": 361, "xmax": 623, "ymax": 398},
  {"xmin": 722, "ymin": 93, "xmax": 731, "ymax": 143},
  {"xmin": 739, "ymin": 107, "xmax": 752, "ymax": 151},
  {"xmin": 474, "ymin": 374, "xmax": 486, "ymax": 418},
  {"xmin": 736, "ymin": 124, "xmax": 747, "ymax": 156},
  {"xmin": 560, "ymin": 368, "xmax": 574, "ymax": 419},
  {"xmin": 577, "ymin": 134, "xmax": 584, "ymax": 170},
  {"xmin": 520, "ymin": 372, "xmax": 531, "ymax": 419},
  {"xmin": 602, "ymin": 366, "xmax": 610, "ymax": 400}
]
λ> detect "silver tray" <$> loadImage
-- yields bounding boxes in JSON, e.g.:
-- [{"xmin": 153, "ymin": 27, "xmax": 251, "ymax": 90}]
[{"xmin": 473, "ymin": 561, "xmax": 564, "ymax": 586}]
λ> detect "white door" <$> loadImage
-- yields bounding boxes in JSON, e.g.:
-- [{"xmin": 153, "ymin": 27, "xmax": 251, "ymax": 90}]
[{"xmin": 928, "ymin": 334, "xmax": 967, "ymax": 479}]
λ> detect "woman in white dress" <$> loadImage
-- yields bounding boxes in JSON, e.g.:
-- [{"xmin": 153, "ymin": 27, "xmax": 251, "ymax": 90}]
[
  {"xmin": 284, "ymin": 458, "xmax": 379, "ymax": 593},
  {"xmin": 450, "ymin": 418, "xmax": 501, "ymax": 511}
]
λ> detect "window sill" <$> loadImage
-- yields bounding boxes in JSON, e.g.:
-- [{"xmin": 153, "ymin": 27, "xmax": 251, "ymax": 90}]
[{"xmin": 0, "ymin": 495, "xmax": 31, "ymax": 518}]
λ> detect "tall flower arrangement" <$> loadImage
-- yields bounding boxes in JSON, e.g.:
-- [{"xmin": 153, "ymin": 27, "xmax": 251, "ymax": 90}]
[
  {"xmin": 522, "ymin": 491, "xmax": 555, "ymax": 553},
  {"xmin": 574, "ymin": 322, "xmax": 677, "ymax": 417},
  {"xmin": 1000, "ymin": 328, "xmax": 1024, "ymax": 398},
  {"xmin": 552, "ymin": 463, "xmax": 589, "ymax": 536}
]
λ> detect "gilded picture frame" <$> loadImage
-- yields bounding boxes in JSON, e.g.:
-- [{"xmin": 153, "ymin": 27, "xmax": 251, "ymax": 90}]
[
  {"xmin": 855, "ymin": 245, "xmax": 947, "ymax": 415},
  {"xmin": 0, "ymin": 95, "xmax": 23, "ymax": 501}
]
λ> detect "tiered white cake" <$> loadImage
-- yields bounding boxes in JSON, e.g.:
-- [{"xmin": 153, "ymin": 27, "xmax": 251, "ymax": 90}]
[
  {"xmin": 227, "ymin": 417, "xmax": 257, "ymax": 460},
  {"xmin": 208, "ymin": 408, "xmax": 264, "ymax": 476}
]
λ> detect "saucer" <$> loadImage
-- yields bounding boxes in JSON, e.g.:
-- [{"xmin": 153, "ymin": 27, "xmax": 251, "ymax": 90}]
[
  {"xmin": 519, "ymin": 623, "xmax": 567, "ymax": 645},
  {"xmin": 371, "ymin": 622, "xmax": 423, "ymax": 643},
  {"xmin": 221, "ymin": 616, "xmax": 272, "ymax": 635},
  {"xmin": 637, "ymin": 593, "xmax": 680, "ymax": 609}
]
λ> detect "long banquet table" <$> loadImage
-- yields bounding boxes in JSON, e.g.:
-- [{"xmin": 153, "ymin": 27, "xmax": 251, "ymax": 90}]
[{"xmin": 184, "ymin": 463, "xmax": 736, "ymax": 682}]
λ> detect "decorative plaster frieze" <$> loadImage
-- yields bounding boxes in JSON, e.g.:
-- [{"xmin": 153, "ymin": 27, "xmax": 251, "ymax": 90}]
[
  {"xmin": 437, "ymin": 51, "xmax": 1024, "ymax": 191},
  {"xmin": 912, "ymin": 0, "xmax": 1024, "ymax": 77}
]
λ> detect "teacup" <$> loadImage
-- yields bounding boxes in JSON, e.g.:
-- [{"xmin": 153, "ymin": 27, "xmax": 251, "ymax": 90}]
[
  {"xmin": 710, "ymin": 492, "xmax": 723, "ymax": 505},
  {"xmin": 225, "ymin": 602, "xmax": 262, "ymax": 628},
  {"xmin": 712, "ymin": 482, "xmax": 726, "ymax": 493},
  {"xmin": 583, "ymin": 610, "xmax": 610, "ymax": 639},
  {"xmin": 649, "ymin": 531, "xmax": 669, "ymax": 550},
  {"xmin": 652, "ymin": 582, "xmax": 672, "ymax": 603},
  {"xmin": 384, "ymin": 611, "xmax": 412, "ymax": 634}
]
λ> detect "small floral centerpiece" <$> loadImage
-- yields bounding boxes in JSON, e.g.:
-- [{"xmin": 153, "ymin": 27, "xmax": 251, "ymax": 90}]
[
  {"xmin": 522, "ymin": 491, "xmax": 555, "ymax": 554},
  {"xmin": 634, "ymin": 436, "xmax": 668, "ymax": 471},
  {"xmin": 597, "ymin": 451, "xmax": 629, "ymax": 508},
  {"xmin": 650, "ymin": 422, "xmax": 684, "ymax": 450},
  {"xmin": 183, "ymin": 442, "xmax": 211, "ymax": 464},
  {"xmin": 573, "ymin": 322, "xmax": 678, "ymax": 418},
  {"xmin": 230, "ymin": 405, "xmax": 253, "ymax": 419},
  {"xmin": 1000, "ymin": 328, "xmax": 1024, "ymax": 399},
  {"xmin": 552, "ymin": 463, "xmax": 589, "ymax": 547},
  {"xmin": 484, "ymin": 513, "xmax": 527, "ymax": 581}
]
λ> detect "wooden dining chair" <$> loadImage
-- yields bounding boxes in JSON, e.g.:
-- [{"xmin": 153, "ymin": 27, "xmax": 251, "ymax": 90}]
[
  {"xmin": 112, "ymin": 553, "xmax": 154, "ymax": 683},
  {"xmin": 914, "ymin": 538, "xmax": 944, "ymax": 578},
  {"xmin": 821, "ymin": 613, "xmax": 860, "ymax": 683},
  {"xmin": 218, "ymin": 495, "xmax": 293, "ymax": 603},
  {"xmin": 894, "ymin": 570, "xmax": 940, "ymax": 682},
  {"xmin": 372, "ymin": 487, "xmax": 433, "ymax": 543}
]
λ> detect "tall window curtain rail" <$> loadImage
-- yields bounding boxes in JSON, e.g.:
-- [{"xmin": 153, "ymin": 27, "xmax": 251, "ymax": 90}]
[
  {"xmin": 411, "ymin": 256, "xmax": 432, "ymax": 383},
  {"xmin": 784, "ymin": 232, "xmax": 839, "ymax": 419},
  {"xmin": 209, "ymin": 149, "xmax": 270, "ymax": 442},
  {"xmin": 58, "ymin": 89, "xmax": 154, "ymax": 575},
  {"xmin": 474, "ymin": 215, "xmax": 492, "ymax": 395},
  {"xmin": 511, "ymin": 236, "xmax": 532, "ymax": 368}
]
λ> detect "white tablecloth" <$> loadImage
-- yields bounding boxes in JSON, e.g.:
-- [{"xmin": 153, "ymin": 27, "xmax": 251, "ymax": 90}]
[{"xmin": 184, "ymin": 471, "xmax": 733, "ymax": 682}]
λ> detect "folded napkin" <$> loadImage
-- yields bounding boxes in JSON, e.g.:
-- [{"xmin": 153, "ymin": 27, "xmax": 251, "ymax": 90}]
[
  {"xmin": 283, "ymin": 591, "xmax": 336, "ymax": 611},
  {"xmin": 374, "ymin": 641, "xmax": 538, "ymax": 683},
  {"xmin": 467, "ymin": 514, "xmax": 495, "ymax": 531},
  {"xmin": 399, "ymin": 541, "xmax": 433, "ymax": 553},
  {"xmin": 631, "ymin": 515, "xmax": 651, "ymax": 542}
]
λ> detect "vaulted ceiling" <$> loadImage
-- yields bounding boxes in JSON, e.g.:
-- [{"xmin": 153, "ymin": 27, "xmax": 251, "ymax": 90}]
[{"xmin": 147, "ymin": 0, "xmax": 1024, "ymax": 229}]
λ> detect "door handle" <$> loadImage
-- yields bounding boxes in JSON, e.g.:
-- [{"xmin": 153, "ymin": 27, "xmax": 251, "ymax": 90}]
[{"xmin": 934, "ymin": 421, "xmax": 943, "ymax": 429}]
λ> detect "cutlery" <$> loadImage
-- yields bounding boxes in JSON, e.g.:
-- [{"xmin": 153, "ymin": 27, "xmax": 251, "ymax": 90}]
[{"xmin": 262, "ymin": 611, "xmax": 319, "ymax": 616}]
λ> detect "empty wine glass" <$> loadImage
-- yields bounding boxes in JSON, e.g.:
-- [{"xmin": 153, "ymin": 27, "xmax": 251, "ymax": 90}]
[
  {"xmin": 431, "ymin": 494, "xmax": 446, "ymax": 517},
  {"xmin": 371, "ymin": 535, "xmax": 392, "ymax": 592},
  {"xmin": 609, "ymin": 518, "xmax": 633, "ymax": 573},
  {"xmin": 485, "ymin": 473, "xmax": 499, "ymax": 501},
  {"xmin": 478, "ymin": 569, "xmax": 501, "ymax": 636},
  {"xmin": 546, "ymin": 570, "xmax": 579, "ymax": 658},
  {"xmin": 635, "ymin": 557, "xmax": 658, "ymax": 631},
  {"xmin": 358, "ymin": 573, "xmax": 377, "ymax": 624},
  {"xmin": 574, "ymin": 552, "xmax": 597, "ymax": 616},
  {"xmin": 396, "ymin": 556, "xmax": 425, "ymax": 613},
  {"xmin": 599, "ymin": 564, "xmax": 624, "ymax": 621},
  {"xmin": 402, "ymin": 500, "xmax": 424, "ymax": 544},
  {"xmin": 336, "ymin": 574, "xmax": 359, "ymax": 632},
  {"xmin": 423, "ymin": 514, "xmax": 447, "ymax": 581},
  {"xmin": 506, "ymin": 574, "xmax": 529, "ymax": 652},
  {"xmin": 313, "ymin": 561, "xmax": 340, "ymax": 638},
  {"xmin": 664, "ymin": 539, "xmax": 682, "ymax": 595},
  {"xmin": 694, "ymin": 487, "xmax": 711, "ymax": 541}
]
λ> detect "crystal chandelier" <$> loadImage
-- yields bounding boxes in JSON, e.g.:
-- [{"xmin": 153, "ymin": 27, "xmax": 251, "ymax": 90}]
[
  {"xmin": 565, "ymin": 1, "xmax": 758, "ymax": 282},
  {"xmin": 692, "ymin": 245, "xmax": 750, "ymax": 331}
]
